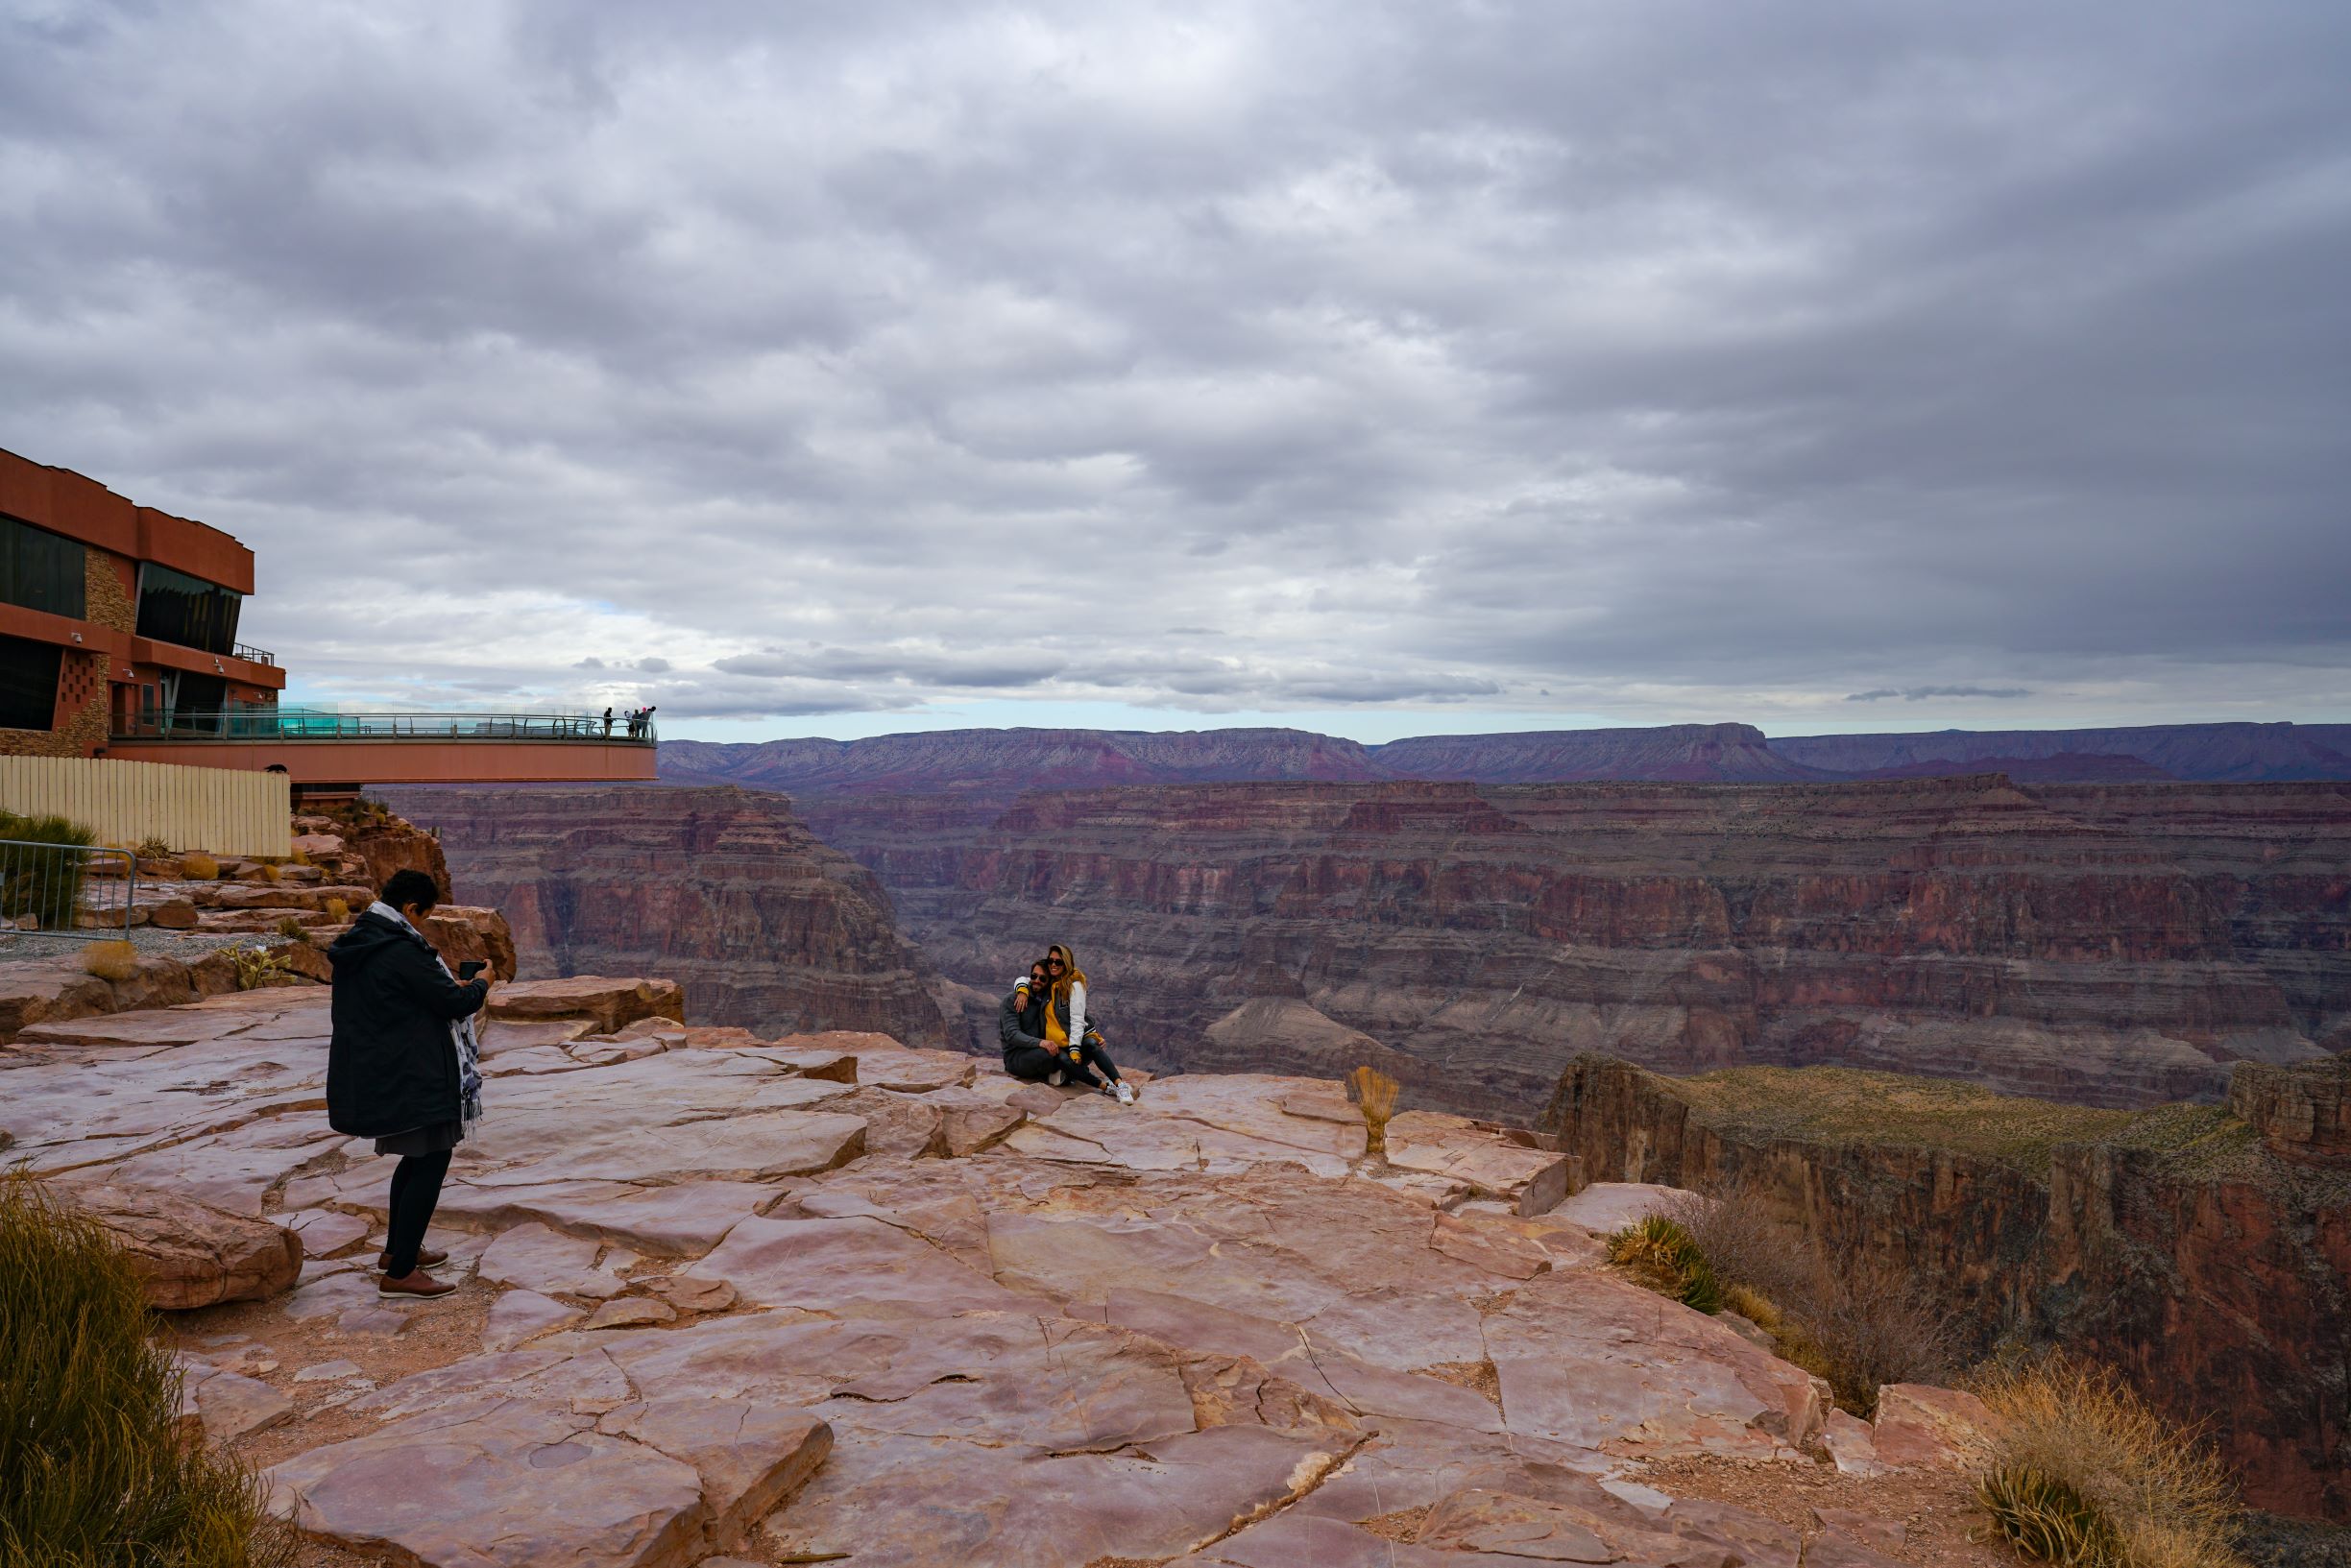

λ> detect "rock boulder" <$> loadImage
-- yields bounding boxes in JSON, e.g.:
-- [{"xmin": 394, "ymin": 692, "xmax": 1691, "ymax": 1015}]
[{"xmin": 68, "ymin": 1184, "xmax": 302, "ymax": 1309}]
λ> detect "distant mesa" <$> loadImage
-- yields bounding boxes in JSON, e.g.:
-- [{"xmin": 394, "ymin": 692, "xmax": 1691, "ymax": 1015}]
[{"xmin": 661, "ymin": 719, "xmax": 2351, "ymax": 793}]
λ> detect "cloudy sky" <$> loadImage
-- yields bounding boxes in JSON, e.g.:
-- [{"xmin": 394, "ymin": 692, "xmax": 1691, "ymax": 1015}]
[{"xmin": 4, "ymin": 1, "xmax": 2346, "ymax": 741}]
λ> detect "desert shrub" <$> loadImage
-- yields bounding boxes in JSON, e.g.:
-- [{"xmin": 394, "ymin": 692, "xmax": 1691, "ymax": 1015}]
[
  {"xmin": 1607, "ymin": 1214, "xmax": 1724, "ymax": 1315},
  {"xmin": 1660, "ymin": 1183, "xmax": 1815, "ymax": 1306},
  {"xmin": 1346, "ymin": 1065, "xmax": 1401, "ymax": 1156},
  {"xmin": 1974, "ymin": 1358, "xmax": 2246, "ymax": 1568},
  {"xmin": 181, "ymin": 853, "xmax": 221, "ymax": 880},
  {"xmin": 273, "ymin": 916, "xmax": 309, "ymax": 943},
  {"xmin": 323, "ymin": 896, "xmax": 350, "ymax": 924},
  {"xmin": 252, "ymin": 863, "xmax": 279, "ymax": 884},
  {"xmin": 0, "ymin": 810, "xmax": 97, "ymax": 930},
  {"xmin": 1794, "ymin": 1256, "xmax": 1959, "ymax": 1417},
  {"xmin": 81, "ymin": 940, "xmax": 140, "ymax": 984},
  {"xmin": 287, "ymin": 849, "xmax": 309, "ymax": 867},
  {"xmin": 133, "ymin": 835, "xmax": 174, "ymax": 860},
  {"xmin": 0, "ymin": 1170, "xmax": 293, "ymax": 1566},
  {"xmin": 1649, "ymin": 1182, "xmax": 1953, "ymax": 1416}
]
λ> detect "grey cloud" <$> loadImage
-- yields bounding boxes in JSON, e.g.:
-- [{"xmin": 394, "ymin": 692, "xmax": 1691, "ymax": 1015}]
[
  {"xmin": 1847, "ymin": 686, "xmax": 2034, "ymax": 703},
  {"xmin": 2, "ymin": 1, "xmax": 2344, "ymax": 732}
]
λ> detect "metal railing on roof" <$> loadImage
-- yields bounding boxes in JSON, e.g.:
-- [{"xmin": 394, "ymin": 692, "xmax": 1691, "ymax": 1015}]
[
  {"xmin": 232, "ymin": 642, "xmax": 275, "ymax": 666},
  {"xmin": 110, "ymin": 709, "xmax": 658, "ymax": 744}
]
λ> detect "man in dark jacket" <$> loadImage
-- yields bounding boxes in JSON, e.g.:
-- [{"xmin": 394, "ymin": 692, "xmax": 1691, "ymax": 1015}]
[{"xmin": 327, "ymin": 868, "xmax": 492, "ymax": 1300}]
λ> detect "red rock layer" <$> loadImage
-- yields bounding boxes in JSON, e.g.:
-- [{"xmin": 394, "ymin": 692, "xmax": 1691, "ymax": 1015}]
[
  {"xmin": 1542, "ymin": 1054, "xmax": 2351, "ymax": 1522},
  {"xmin": 377, "ymin": 784, "xmax": 956, "ymax": 1049},
  {"xmin": 797, "ymin": 775, "xmax": 2351, "ymax": 1118}
]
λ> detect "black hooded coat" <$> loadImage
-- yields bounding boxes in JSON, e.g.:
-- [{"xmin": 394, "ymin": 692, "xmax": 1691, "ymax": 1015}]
[{"xmin": 326, "ymin": 909, "xmax": 490, "ymax": 1138}]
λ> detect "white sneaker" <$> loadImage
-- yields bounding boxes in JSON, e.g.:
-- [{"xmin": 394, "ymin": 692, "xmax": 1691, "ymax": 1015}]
[
  {"xmin": 1114, "ymin": 1081, "xmax": 1136, "ymax": 1106},
  {"xmin": 1048, "ymin": 1069, "xmax": 1065, "ymax": 1087}
]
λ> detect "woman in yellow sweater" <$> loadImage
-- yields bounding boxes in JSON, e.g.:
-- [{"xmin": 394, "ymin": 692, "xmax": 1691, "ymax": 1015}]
[{"xmin": 1035, "ymin": 943, "xmax": 1134, "ymax": 1103}]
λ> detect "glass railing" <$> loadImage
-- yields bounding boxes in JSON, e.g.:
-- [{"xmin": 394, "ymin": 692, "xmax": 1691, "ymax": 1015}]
[{"xmin": 111, "ymin": 708, "xmax": 658, "ymax": 743}]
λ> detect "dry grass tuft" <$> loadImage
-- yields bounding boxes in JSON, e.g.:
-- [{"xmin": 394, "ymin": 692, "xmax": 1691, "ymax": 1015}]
[
  {"xmin": 1608, "ymin": 1214, "xmax": 1724, "ymax": 1315},
  {"xmin": 1973, "ymin": 1358, "xmax": 2247, "ymax": 1568},
  {"xmin": 273, "ymin": 916, "xmax": 309, "ymax": 944},
  {"xmin": 0, "ymin": 1170, "xmax": 293, "ymax": 1566},
  {"xmin": 133, "ymin": 835, "xmax": 174, "ymax": 860},
  {"xmin": 80, "ymin": 940, "xmax": 140, "ymax": 984},
  {"xmin": 1345, "ymin": 1066, "xmax": 1401, "ymax": 1155},
  {"xmin": 323, "ymin": 896, "xmax": 350, "ymax": 924},
  {"xmin": 252, "ymin": 862, "xmax": 279, "ymax": 884},
  {"xmin": 180, "ymin": 853, "xmax": 221, "ymax": 880}
]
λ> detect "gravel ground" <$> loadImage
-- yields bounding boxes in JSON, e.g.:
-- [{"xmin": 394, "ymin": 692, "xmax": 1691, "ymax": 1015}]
[{"xmin": 0, "ymin": 925, "xmax": 273, "ymax": 960}]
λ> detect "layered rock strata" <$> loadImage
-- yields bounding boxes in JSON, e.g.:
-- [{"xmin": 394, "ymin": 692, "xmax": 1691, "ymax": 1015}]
[
  {"xmin": 1541, "ymin": 1053, "xmax": 2351, "ymax": 1521},
  {"xmin": 377, "ymin": 784, "xmax": 957, "ymax": 1049},
  {"xmin": 6, "ymin": 979, "xmax": 1992, "ymax": 1566},
  {"xmin": 795, "ymin": 775, "xmax": 2351, "ymax": 1117}
]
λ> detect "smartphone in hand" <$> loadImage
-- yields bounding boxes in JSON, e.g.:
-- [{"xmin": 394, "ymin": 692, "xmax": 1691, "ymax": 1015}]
[{"xmin": 458, "ymin": 960, "xmax": 487, "ymax": 981}]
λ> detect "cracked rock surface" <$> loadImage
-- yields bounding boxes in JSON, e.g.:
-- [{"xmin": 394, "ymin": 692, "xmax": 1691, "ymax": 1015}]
[{"xmin": 1, "ymin": 985, "xmax": 1971, "ymax": 1567}]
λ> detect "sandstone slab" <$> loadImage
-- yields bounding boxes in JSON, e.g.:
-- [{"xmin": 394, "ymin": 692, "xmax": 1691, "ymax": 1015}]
[
  {"xmin": 477, "ymin": 1221, "xmax": 624, "ymax": 1299},
  {"xmin": 1871, "ymin": 1383, "xmax": 2000, "ymax": 1469},
  {"xmin": 486, "ymin": 976, "xmax": 685, "ymax": 1034},
  {"xmin": 1386, "ymin": 1110, "xmax": 1574, "ymax": 1216},
  {"xmin": 584, "ymin": 1297, "xmax": 677, "ymax": 1331},
  {"xmin": 68, "ymin": 1184, "xmax": 301, "ymax": 1309},
  {"xmin": 482, "ymin": 1289, "xmax": 584, "ymax": 1351},
  {"xmin": 432, "ymin": 1177, "xmax": 782, "ymax": 1256},
  {"xmin": 1822, "ymin": 1408, "xmax": 1881, "ymax": 1476},
  {"xmin": 268, "ymin": 1387, "xmax": 828, "ymax": 1568},
  {"xmin": 188, "ymin": 1368, "xmax": 294, "ymax": 1444},
  {"xmin": 1485, "ymin": 1267, "xmax": 1825, "ymax": 1459},
  {"xmin": 1549, "ymin": 1181, "xmax": 1698, "ymax": 1233},
  {"xmin": 688, "ymin": 1215, "xmax": 1045, "ymax": 1318}
]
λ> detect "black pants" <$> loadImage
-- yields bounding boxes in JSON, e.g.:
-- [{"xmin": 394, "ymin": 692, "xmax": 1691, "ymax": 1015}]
[
  {"xmin": 384, "ymin": 1148, "xmax": 452, "ymax": 1275},
  {"xmin": 1004, "ymin": 1038, "xmax": 1122, "ymax": 1090}
]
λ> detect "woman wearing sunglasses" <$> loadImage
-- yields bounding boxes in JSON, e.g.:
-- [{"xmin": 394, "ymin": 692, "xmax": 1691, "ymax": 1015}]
[{"xmin": 1025, "ymin": 942, "xmax": 1134, "ymax": 1103}]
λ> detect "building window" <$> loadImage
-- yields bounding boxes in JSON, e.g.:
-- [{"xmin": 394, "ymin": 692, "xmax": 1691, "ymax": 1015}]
[
  {"xmin": 0, "ymin": 633, "xmax": 61, "ymax": 730},
  {"xmin": 0, "ymin": 514, "xmax": 86, "ymax": 620},
  {"xmin": 135, "ymin": 563, "xmax": 242, "ymax": 654}
]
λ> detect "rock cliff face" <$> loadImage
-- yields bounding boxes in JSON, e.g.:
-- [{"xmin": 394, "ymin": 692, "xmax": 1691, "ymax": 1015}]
[
  {"xmin": 796, "ymin": 775, "xmax": 2351, "ymax": 1120},
  {"xmin": 1539, "ymin": 1054, "xmax": 2351, "ymax": 1521},
  {"xmin": 377, "ymin": 785, "xmax": 957, "ymax": 1049}
]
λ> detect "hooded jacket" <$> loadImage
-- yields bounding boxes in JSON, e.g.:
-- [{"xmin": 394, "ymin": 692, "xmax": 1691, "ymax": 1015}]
[{"xmin": 326, "ymin": 909, "xmax": 490, "ymax": 1138}]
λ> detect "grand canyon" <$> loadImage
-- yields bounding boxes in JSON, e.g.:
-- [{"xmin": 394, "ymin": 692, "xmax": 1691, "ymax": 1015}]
[
  {"xmin": 403, "ymin": 750, "xmax": 2351, "ymax": 1122},
  {"xmin": 385, "ymin": 732, "xmax": 2350, "ymax": 1528}
]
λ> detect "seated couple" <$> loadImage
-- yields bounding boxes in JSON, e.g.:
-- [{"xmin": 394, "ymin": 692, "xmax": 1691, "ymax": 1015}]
[{"xmin": 998, "ymin": 942, "xmax": 1135, "ymax": 1105}]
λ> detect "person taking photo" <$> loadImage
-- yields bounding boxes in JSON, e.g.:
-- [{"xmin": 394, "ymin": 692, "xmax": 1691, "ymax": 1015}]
[{"xmin": 324, "ymin": 868, "xmax": 493, "ymax": 1301}]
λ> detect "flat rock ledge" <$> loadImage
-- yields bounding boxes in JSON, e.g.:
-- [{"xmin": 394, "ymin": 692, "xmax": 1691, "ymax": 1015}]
[{"xmin": 1, "ymin": 986, "xmax": 1984, "ymax": 1567}]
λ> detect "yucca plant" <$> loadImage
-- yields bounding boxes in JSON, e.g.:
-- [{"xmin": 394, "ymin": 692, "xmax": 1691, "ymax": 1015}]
[
  {"xmin": 0, "ymin": 1170, "xmax": 292, "ymax": 1566},
  {"xmin": 1345, "ymin": 1066, "xmax": 1401, "ymax": 1156}
]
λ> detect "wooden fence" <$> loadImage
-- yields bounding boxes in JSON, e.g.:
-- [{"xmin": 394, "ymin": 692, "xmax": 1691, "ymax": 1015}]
[{"xmin": 0, "ymin": 756, "xmax": 290, "ymax": 858}]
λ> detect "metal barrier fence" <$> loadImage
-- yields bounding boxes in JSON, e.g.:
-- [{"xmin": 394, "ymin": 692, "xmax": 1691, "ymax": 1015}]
[
  {"xmin": 0, "ymin": 839, "xmax": 137, "ymax": 940},
  {"xmin": 113, "ymin": 709, "xmax": 659, "ymax": 744}
]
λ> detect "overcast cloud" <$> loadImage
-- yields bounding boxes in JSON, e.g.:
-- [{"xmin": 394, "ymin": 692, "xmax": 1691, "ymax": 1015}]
[{"xmin": 3, "ymin": 0, "xmax": 2346, "ymax": 739}]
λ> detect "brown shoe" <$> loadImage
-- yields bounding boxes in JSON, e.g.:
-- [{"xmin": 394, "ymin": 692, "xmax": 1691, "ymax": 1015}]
[
  {"xmin": 377, "ymin": 1268, "xmax": 457, "ymax": 1300},
  {"xmin": 376, "ymin": 1247, "xmax": 448, "ymax": 1272}
]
